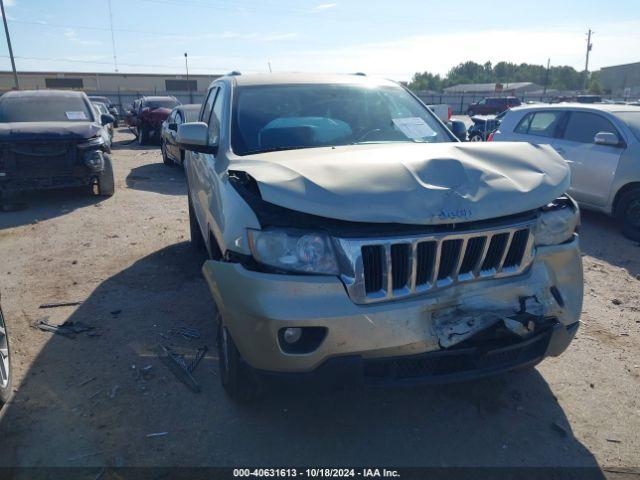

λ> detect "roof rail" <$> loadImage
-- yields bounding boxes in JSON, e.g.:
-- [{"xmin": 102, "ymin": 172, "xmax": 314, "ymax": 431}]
[{"xmin": 227, "ymin": 71, "xmax": 242, "ymax": 76}]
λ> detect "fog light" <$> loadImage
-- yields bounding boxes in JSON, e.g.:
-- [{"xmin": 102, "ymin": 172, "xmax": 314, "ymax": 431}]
[{"xmin": 283, "ymin": 327, "xmax": 302, "ymax": 344}]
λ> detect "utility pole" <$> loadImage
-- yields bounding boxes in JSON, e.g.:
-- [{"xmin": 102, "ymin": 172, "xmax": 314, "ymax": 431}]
[
  {"xmin": 0, "ymin": 0, "xmax": 19, "ymax": 89},
  {"xmin": 583, "ymin": 28, "xmax": 593, "ymax": 91},
  {"xmin": 184, "ymin": 52, "xmax": 192, "ymax": 102},
  {"xmin": 107, "ymin": 0, "xmax": 118, "ymax": 72},
  {"xmin": 543, "ymin": 58, "xmax": 550, "ymax": 98}
]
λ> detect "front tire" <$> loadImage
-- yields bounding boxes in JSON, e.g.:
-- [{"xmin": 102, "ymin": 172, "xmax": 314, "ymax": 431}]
[
  {"xmin": 469, "ymin": 133, "xmax": 483, "ymax": 142},
  {"xmin": 97, "ymin": 154, "xmax": 115, "ymax": 197},
  {"xmin": 0, "ymin": 306, "xmax": 12, "ymax": 406},
  {"xmin": 616, "ymin": 187, "xmax": 640, "ymax": 241},
  {"xmin": 188, "ymin": 195, "xmax": 206, "ymax": 252},
  {"xmin": 137, "ymin": 124, "xmax": 149, "ymax": 145},
  {"xmin": 217, "ymin": 319, "xmax": 261, "ymax": 403},
  {"xmin": 161, "ymin": 141, "xmax": 172, "ymax": 166}
]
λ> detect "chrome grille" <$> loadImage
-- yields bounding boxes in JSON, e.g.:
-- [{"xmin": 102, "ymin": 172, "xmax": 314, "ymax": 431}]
[{"xmin": 335, "ymin": 221, "xmax": 535, "ymax": 305}]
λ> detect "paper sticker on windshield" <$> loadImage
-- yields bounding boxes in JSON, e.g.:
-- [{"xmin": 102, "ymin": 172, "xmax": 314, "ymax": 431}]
[
  {"xmin": 392, "ymin": 117, "xmax": 436, "ymax": 139},
  {"xmin": 66, "ymin": 111, "xmax": 87, "ymax": 120}
]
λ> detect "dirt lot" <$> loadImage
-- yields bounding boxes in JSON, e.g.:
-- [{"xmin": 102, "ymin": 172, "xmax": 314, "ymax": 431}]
[{"xmin": 0, "ymin": 130, "xmax": 638, "ymax": 474}]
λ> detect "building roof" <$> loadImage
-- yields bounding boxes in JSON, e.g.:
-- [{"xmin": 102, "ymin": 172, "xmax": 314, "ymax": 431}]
[{"xmin": 443, "ymin": 82, "xmax": 538, "ymax": 93}]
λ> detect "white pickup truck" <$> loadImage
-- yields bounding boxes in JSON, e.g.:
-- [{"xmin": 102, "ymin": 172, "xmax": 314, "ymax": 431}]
[{"xmin": 177, "ymin": 73, "xmax": 583, "ymax": 402}]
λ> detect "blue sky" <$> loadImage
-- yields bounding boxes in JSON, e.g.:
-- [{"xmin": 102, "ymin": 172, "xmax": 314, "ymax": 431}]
[{"xmin": 1, "ymin": 0, "xmax": 639, "ymax": 80}]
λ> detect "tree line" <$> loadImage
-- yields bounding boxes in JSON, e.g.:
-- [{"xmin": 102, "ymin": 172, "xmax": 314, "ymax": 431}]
[{"xmin": 409, "ymin": 61, "xmax": 604, "ymax": 94}]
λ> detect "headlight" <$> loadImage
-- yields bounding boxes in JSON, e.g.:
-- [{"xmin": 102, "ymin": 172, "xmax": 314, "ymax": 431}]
[
  {"xmin": 84, "ymin": 150, "xmax": 105, "ymax": 171},
  {"xmin": 248, "ymin": 228, "xmax": 339, "ymax": 275},
  {"xmin": 78, "ymin": 136, "xmax": 105, "ymax": 149},
  {"xmin": 535, "ymin": 196, "xmax": 580, "ymax": 246}
]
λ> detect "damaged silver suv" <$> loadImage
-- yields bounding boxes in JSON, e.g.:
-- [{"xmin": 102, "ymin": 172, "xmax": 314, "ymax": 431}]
[{"xmin": 177, "ymin": 73, "xmax": 583, "ymax": 401}]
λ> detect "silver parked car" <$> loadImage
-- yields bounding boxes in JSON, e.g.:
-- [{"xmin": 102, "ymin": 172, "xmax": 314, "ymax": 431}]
[
  {"xmin": 177, "ymin": 73, "xmax": 583, "ymax": 402},
  {"xmin": 160, "ymin": 104, "xmax": 201, "ymax": 166},
  {"xmin": 492, "ymin": 104, "xmax": 640, "ymax": 240}
]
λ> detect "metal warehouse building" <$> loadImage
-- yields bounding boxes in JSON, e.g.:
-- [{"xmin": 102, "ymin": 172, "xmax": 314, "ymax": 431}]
[
  {"xmin": 598, "ymin": 61, "xmax": 640, "ymax": 98},
  {"xmin": 0, "ymin": 70, "xmax": 220, "ymax": 92}
]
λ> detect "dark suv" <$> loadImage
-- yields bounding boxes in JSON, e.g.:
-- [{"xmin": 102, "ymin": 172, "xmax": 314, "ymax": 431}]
[
  {"xmin": 466, "ymin": 97, "xmax": 521, "ymax": 115},
  {"xmin": 0, "ymin": 90, "xmax": 115, "ymax": 201},
  {"xmin": 134, "ymin": 96, "xmax": 180, "ymax": 145}
]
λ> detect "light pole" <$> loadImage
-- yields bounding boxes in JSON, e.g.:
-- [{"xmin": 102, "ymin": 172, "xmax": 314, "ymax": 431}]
[
  {"xmin": 583, "ymin": 29, "xmax": 593, "ymax": 91},
  {"xmin": 0, "ymin": 0, "xmax": 19, "ymax": 89},
  {"xmin": 184, "ymin": 52, "xmax": 192, "ymax": 102}
]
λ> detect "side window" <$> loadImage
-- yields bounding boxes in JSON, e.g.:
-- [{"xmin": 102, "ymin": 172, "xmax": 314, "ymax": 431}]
[
  {"xmin": 516, "ymin": 111, "xmax": 563, "ymax": 138},
  {"xmin": 562, "ymin": 112, "xmax": 619, "ymax": 144},
  {"xmin": 478, "ymin": 99, "xmax": 487, "ymax": 105},
  {"xmin": 514, "ymin": 113, "xmax": 533, "ymax": 133},
  {"xmin": 200, "ymin": 87, "xmax": 218, "ymax": 123},
  {"xmin": 208, "ymin": 87, "xmax": 224, "ymax": 145},
  {"xmin": 175, "ymin": 111, "xmax": 184, "ymax": 125}
]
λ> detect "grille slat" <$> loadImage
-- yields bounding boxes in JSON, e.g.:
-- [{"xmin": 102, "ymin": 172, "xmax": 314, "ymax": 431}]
[
  {"xmin": 390, "ymin": 244, "xmax": 410, "ymax": 290},
  {"xmin": 362, "ymin": 245, "xmax": 384, "ymax": 293},
  {"xmin": 351, "ymin": 224, "xmax": 534, "ymax": 304},
  {"xmin": 416, "ymin": 241, "xmax": 436, "ymax": 286},
  {"xmin": 481, "ymin": 233, "xmax": 510, "ymax": 271},
  {"xmin": 503, "ymin": 229, "xmax": 530, "ymax": 269},
  {"xmin": 437, "ymin": 239, "xmax": 463, "ymax": 281}
]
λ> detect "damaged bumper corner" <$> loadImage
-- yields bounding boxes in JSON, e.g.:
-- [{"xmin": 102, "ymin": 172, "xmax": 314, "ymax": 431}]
[{"xmin": 203, "ymin": 236, "xmax": 582, "ymax": 383}]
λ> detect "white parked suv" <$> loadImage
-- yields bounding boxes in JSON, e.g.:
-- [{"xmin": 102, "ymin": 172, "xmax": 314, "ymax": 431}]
[
  {"xmin": 177, "ymin": 73, "xmax": 583, "ymax": 402},
  {"xmin": 492, "ymin": 103, "xmax": 640, "ymax": 240}
]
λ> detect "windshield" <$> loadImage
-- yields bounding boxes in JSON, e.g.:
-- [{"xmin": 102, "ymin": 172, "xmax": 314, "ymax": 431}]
[
  {"xmin": 615, "ymin": 111, "xmax": 640, "ymax": 141},
  {"xmin": 93, "ymin": 103, "xmax": 108, "ymax": 115},
  {"xmin": 232, "ymin": 83, "xmax": 452, "ymax": 155},
  {"xmin": 144, "ymin": 99, "xmax": 179, "ymax": 109},
  {"xmin": 0, "ymin": 95, "xmax": 94, "ymax": 123}
]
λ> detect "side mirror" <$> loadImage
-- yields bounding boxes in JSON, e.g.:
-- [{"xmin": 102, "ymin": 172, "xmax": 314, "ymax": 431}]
[
  {"xmin": 448, "ymin": 120, "xmax": 467, "ymax": 141},
  {"xmin": 168, "ymin": 122, "xmax": 178, "ymax": 132},
  {"xmin": 101, "ymin": 113, "xmax": 115, "ymax": 126},
  {"xmin": 177, "ymin": 122, "xmax": 215, "ymax": 153},
  {"xmin": 594, "ymin": 131, "xmax": 620, "ymax": 147}
]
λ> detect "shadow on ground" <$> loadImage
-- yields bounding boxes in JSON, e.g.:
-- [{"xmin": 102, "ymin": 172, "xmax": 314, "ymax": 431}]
[
  {"xmin": 0, "ymin": 242, "xmax": 605, "ymax": 474},
  {"xmin": 579, "ymin": 210, "xmax": 640, "ymax": 278},
  {"xmin": 125, "ymin": 162, "xmax": 186, "ymax": 196},
  {"xmin": 0, "ymin": 188, "xmax": 103, "ymax": 230}
]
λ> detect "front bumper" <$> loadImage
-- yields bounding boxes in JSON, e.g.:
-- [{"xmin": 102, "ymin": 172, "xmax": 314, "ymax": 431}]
[{"xmin": 203, "ymin": 236, "xmax": 583, "ymax": 378}]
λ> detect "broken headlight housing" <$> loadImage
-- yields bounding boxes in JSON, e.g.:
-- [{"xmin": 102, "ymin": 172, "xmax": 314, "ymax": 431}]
[
  {"xmin": 247, "ymin": 228, "xmax": 339, "ymax": 275},
  {"xmin": 535, "ymin": 196, "xmax": 580, "ymax": 246},
  {"xmin": 83, "ymin": 150, "xmax": 105, "ymax": 171}
]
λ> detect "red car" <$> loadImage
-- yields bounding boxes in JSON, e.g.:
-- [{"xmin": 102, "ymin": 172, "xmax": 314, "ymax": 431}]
[
  {"xmin": 134, "ymin": 96, "xmax": 180, "ymax": 145},
  {"xmin": 466, "ymin": 96, "xmax": 521, "ymax": 115}
]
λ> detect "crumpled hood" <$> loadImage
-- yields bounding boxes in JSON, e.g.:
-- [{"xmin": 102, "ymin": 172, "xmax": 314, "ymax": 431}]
[
  {"xmin": 0, "ymin": 122, "xmax": 101, "ymax": 142},
  {"xmin": 230, "ymin": 142, "xmax": 570, "ymax": 225}
]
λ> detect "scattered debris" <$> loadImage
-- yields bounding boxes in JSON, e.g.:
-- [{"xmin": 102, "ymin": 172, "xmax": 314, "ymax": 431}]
[
  {"xmin": 156, "ymin": 344, "xmax": 207, "ymax": 393},
  {"xmin": 146, "ymin": 432, "xmax": 168, "ymax": 438},
  {"xmin": 88, "ymin": 390, "xmax": 101, "ymax": 400},
  {"xmin": 551, "ymin": 421, "xmax": 569, "ymax": 438},
  {"xmin": 39, "ymin": 301, "xmax": 82, "ymax": 309},
  {"xmin": 110, "ymin": 309, "xmax": 122, "ymax": 315},
  {"xmin": 169, "ymin": 325, "xmax": 201, "ymax": 339},
  {"xmin": 606, "ymin": 438, "xmax": 622, "ymax": 443},
  {"xmin": 590, "ymin": 383, "xmax": 595, "ymax": 389},
  {"xmin": 79, "ymin": 377, "xmax": 97, "ymax": 387},
  {"xmin": 34, "ymin": 319, "xmax": 94, "ymax": 338},
  {"xmin": 67, "ymin": 450, "xmax": 103, "ymax": 461},
  {"xmin": 141, "ymin": 365, "xmax": 155, "ymax": 380},
  {"xmin": 612, "ymin": 298, "xmax": 623, "ymax": 306},
  {"xmin": 108, "ymin": 385, "xmax": 120, "ymax": 399}
]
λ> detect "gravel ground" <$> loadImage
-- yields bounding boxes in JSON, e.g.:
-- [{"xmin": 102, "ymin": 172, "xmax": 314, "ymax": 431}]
[{"xmin": 0, "ymin": 130, "xmax": 638, "ymax": 475}]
